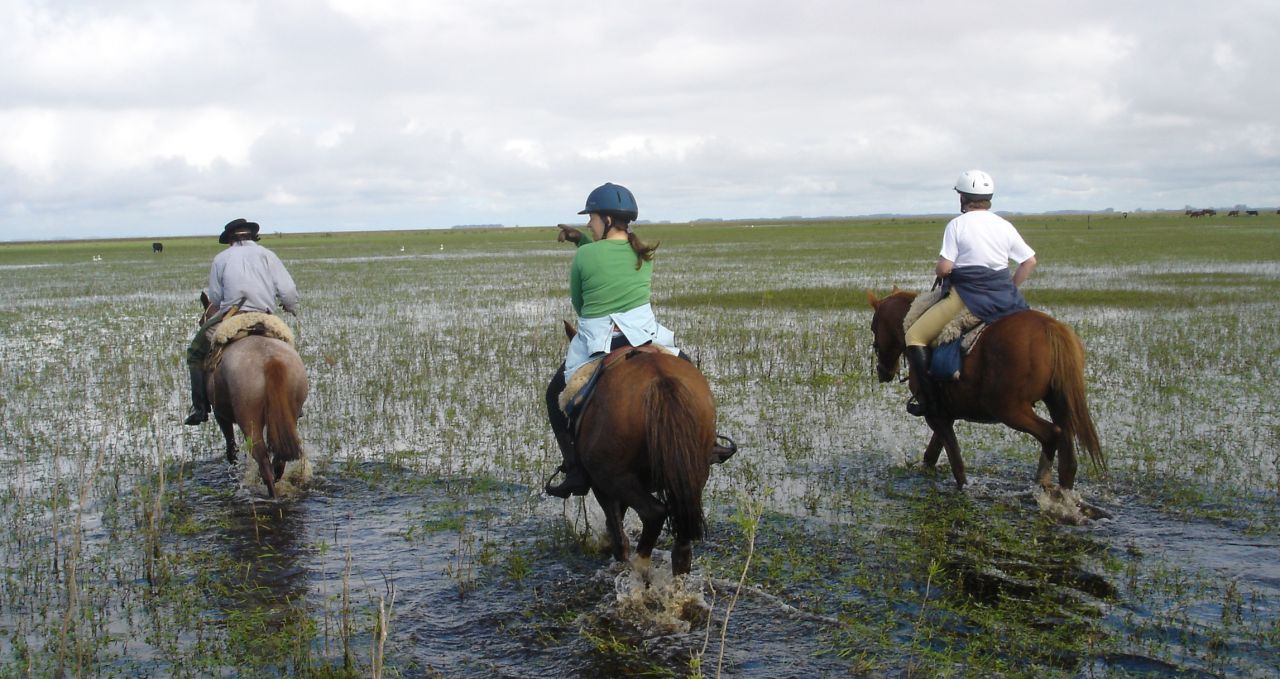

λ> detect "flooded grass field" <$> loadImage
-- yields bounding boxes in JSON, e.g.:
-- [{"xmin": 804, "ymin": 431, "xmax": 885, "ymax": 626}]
[{"xmin": 1, "ymin": 212, "xmax": 1278, "ymax": 677}]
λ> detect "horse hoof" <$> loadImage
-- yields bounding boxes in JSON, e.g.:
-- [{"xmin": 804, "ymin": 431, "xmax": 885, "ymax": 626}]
[{"xmin": 633, "ymin": 555, "xmax": 653, "ymax": 584}]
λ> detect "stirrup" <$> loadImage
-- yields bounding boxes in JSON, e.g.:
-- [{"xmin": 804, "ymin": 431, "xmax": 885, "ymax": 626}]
[
  {"xmin": 712, "ymin": 434, "xmax": 737, "ymax": 463},
  {"xmin": 544, "ymin": 468, "xmax": 590, "ymax": 498},
  {"xmin": 906, "ymin": 397, "xmax": 935, "ymax": 418}
]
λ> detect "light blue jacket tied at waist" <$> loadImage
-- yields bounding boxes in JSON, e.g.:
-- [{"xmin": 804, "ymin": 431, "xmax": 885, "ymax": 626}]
[{"xmin": 564, "ymin": 303, "xmax": 678, "ymax": 377}]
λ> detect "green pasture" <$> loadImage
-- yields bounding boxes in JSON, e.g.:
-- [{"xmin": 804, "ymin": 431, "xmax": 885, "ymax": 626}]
[{"xmin": 0, "ymin": 211, "xmax": 1278, "ymax": 677}]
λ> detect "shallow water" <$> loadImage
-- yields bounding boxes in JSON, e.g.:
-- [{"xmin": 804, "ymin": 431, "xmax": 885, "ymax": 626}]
[{"xmin": 2, "ymin": 219, "xmax": 1278, "ymax": 675}]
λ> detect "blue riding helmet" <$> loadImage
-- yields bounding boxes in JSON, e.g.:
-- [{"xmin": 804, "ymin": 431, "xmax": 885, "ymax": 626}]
[{"xmin": 578, "ymin": 183, "xmax": 639, "ymax": 221}]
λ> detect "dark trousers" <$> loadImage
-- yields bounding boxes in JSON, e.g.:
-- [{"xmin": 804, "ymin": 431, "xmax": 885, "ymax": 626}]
[{"xmin": 186, "ymin": 309, "xmax": 228, "ymax": 368}]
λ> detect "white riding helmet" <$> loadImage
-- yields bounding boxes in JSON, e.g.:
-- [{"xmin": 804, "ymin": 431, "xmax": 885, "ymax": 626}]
[{"xmin": 954, "ymin": 170, "xmax": 995, "ymax": 197}]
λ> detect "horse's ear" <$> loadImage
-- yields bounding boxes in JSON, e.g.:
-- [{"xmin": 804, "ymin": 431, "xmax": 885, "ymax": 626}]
[
  {"xmin": 865, "ymin": 289, "xmax": 880, "ymax": 309},
  {"xmin": 200, "ymin": 290, "xmax": 209, "ymax": 308},
  {"xmin": 890, "ymin": 285, "xmax": 901, "ymax": 294},
  {"xmin": 562, "ymin": 319, "xmax": 577, "ymax": 339}
]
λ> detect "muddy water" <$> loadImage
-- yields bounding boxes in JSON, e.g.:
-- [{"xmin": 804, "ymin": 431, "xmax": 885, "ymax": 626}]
[
  {"xmin": 162, "ymin": 458, "xmax": 854, "ymax": 677},
  {"xmin": 130, "ymin": 454, "xmax": 1276, "ymax": 678}
]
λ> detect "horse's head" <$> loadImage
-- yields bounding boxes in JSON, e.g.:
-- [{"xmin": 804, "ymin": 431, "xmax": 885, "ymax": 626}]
[
  {"xmin": 198, "ymin": 291, "xmax": 216, "ymax": 325},
  {"xmin": 562, "ymin": 319, "xmax": 577, "ymax": 340},
  {"xmin": 866, "ymin": 288, "xmax": 913, "ymax": 383}
]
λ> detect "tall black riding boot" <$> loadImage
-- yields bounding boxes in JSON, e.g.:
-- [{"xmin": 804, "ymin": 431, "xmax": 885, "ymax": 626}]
[
  {"xmin": 905, "ymin": 345, "xmax": 941, "ymax": 417},
  {"xmin": 544, "ymin": 367, "xmax": 590, "ymax": 498},
  {"xmin": 184, "ymin": 366, "xmax": 210, "ymax": 425}
]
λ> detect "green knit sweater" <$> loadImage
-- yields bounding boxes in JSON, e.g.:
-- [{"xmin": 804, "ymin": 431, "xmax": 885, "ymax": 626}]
[{"xmin": 570, "ymin": 239, "xmax": 652, "ymax": 318}]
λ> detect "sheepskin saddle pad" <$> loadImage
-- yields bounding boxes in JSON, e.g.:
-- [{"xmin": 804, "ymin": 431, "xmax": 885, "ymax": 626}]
[
  {"xmin": 204, "ymin": 312, "xmax": 296, "ymax": 372},
  {"xmin": 213, "ymin": 312, "xmax": 295, "ymax": 348},
  {"xmin": 558, "ymin": 344, "xmax": 675, "ymax": 417},
  {"xmin": 902, "ymin": 289, "xmax": 986, "ymax": 353}
]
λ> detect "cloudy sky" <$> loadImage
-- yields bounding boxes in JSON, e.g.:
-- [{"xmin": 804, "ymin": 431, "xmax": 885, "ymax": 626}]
[{"xmin": 2, "ymin": 0, "xmax": 1277, "ymax": 240}]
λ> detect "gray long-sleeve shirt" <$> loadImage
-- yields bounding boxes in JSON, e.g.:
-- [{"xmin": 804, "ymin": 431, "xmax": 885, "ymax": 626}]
[{"xmin": 207, "ymin": 240, "xmax": 299, "ymax": 314}]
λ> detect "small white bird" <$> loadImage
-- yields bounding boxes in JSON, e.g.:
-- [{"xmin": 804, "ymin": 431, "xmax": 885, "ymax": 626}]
[
  {"xmin": 439, "ymin": 244, "xmax": 444, "ymax": 251},
  {"xmin": 399, "ymin": 246, "xmax": 405, "ymax": 252}
]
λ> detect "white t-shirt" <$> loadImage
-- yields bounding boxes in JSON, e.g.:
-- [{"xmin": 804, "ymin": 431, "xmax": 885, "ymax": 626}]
[{"xmin": 939, "ymin": 210, "xmax": 1035, "ymax": 270}]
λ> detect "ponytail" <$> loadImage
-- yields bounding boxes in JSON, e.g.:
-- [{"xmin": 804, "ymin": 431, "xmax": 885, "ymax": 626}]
[
  {"xmin": 624, "ymin": 226, "xmax": 657, "ymax": 269},
  {"xmin": 605, "ymin": 216, "xmax": 658, "ymax": 269}
]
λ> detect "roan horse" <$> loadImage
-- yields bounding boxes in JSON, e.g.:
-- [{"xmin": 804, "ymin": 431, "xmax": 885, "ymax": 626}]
[
  {"xmin": 199, "ymin": 293, "xmax": 308, "ymax": 498},
  {"xmin": 866, "ymin": 289, "xmax": 1105, "ymax": 492},
  {"xmin": 564, "ymin": 323, "xmax": 731, "ymax": 576}
]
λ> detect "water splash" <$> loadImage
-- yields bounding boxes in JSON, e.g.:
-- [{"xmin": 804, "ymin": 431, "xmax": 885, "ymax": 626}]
[
  {"xmin": 237, "ymin": 454, "xmax": 314, "ymax": 499},
  {"xmin": 606, "ymin": 552, "xmax": 711, "ymax": 636},
  {"xmin": 1034, "ymin": 485, "xmax": 1112, "ymax": 525}
]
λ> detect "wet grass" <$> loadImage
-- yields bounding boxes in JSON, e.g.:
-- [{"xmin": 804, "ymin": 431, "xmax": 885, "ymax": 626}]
[{"xmin": 1, "ymin": 211, "xmax": 1278, "ymax": 675}]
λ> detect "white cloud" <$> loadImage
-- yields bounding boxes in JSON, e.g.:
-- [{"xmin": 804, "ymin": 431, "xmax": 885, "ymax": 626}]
[{"xmin": 1, "ymin": 0, "xmax": 1278, "ymax": 239}]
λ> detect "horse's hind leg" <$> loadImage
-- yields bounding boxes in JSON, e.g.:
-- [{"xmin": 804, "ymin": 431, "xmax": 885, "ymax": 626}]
[
  {"xmin": 1002, "ymin": 406, "xmax": 1061, "ymax": 489},
  {"xmin": 252, "ymin": 439, "xmax": 277, "ymax": 498},
  {"xmin": 595, "ymin": 491, "xmax": 630, "ymax": 563},
  {"xmin": 629, "ymin": 494, "xmax": 669, "ymax": 574},
  {"xmin": 1044, "ymin": 397, "xmax": 1079, "ymax": 490},
  {"xmin": 215, "ymin": 413, "xmax": 238, "ymax": 463},
  {"xmin": 272, "ymin": 458, "xmax": 287, "ymax": 486}
]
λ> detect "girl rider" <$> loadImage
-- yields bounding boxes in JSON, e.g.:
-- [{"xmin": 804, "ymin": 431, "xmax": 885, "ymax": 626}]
[{"xmin": 544, "ymin": 183, "xmax": 679, "ymax": 498}]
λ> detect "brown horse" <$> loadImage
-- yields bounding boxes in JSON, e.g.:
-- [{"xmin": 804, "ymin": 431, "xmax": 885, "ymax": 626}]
[
  {"xmin": 199, "ymin": 294, "xmax": 308, "ymax": 498},
  {"xmin": 566, "ymin": 326, "xmax": 728, "ymax": 576},
  {"xmin": 866, "ymin": 289, "xmax": 1104, "ymax": 491}
]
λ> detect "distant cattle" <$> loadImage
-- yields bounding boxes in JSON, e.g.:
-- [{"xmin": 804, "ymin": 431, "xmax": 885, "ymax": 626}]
[
  {"xmin": 1228, "ymin": 210, "xmax": 1240, "ymax": 217},
  {"xmin": 1188, "ymin": 210, "xmax": 1208, "ymax": 218},
  {"xmin": 1204, "ymin": 209, "xmax": 1217, "ymax": 216},
  {"xmin": 1246, "ymin": 210, "xmax": 1259, "ymax": 216},
  {"xmin": 152, "ymin": 242, "xmax": 163, "ymax": 253}
]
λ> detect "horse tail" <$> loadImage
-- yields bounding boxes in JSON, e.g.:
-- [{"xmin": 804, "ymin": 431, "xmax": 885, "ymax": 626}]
[
  {"xmin": 1047, "ymin": 322, "xmax": 1106, "ymax": 472},
  {"xmin": 644, "ymin": 372, "xmax": 711, "ymax": 542},
  {"xmin": 264, "ymin": 360, "xmax": 303, "ymax": 463}
]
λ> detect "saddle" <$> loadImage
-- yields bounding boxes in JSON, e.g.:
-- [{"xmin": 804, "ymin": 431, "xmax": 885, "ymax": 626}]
[
  {"xmin": 204, "ymin": 312, "xmax": 296, "ymax": 371},
  {"xmin": 559, "ymin": 343, "xmax": 738, "ymax": 464},
  {"xmin": 559, "ymin": 344, "xmax": 671, "ymax": 419},
  {"xmin": 903, "ymin": 289, "xmax": 987, "ymax": 381}
]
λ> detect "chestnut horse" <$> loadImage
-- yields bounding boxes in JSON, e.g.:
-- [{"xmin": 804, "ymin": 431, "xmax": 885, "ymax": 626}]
[
  {"xmin": 866, "ymin": 289, "xmax": 1104, "ymax": 491},
  {"xmin": 199, "ymin": 294, "xmax": 308, "ymax": 498},
  {"xmin": 566, "ymin": 326, "xmax": 728, "ymax": 576}
]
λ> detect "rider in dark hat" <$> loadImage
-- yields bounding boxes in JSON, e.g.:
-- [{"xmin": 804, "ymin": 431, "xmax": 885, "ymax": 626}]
[
  {"xmin": 218, "ymin": 218, "xmax": 260, "ymax": 244},
  {"xmin": 183, "ymin": 218, "xmax": 298, "ymax": 425}
]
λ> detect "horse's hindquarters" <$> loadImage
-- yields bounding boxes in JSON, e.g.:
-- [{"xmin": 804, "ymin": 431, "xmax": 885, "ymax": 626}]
[{"xmin": 213, "ymin": 336, "xmax": 309, "ymax": 497}]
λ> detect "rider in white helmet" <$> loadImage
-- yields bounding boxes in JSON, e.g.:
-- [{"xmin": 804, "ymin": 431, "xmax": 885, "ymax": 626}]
[{"xmin": 902, "ymin": 170, "xmax": 1037, "ymax": 417}]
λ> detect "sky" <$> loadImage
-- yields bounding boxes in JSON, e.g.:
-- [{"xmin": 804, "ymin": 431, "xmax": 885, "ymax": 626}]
[{"xmin": 1, "ymin": 0, "xmax": 1278, "ymax": 241}]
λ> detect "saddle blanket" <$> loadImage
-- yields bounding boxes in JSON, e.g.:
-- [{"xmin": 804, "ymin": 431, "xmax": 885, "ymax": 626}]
[
  {"xmin": 213, "ymin": 312, "xmax": 295, "ymax": 348},
  {"xmin": 902, "ymin": 289, "xmax": 986, "ymax": 353},
  {"xmin": 205, "ymin": 312, "xmax": 296, "ymax": 372},
  {"xmin": 903, "ymin": 289, "xmax": 987, "ymax": 381},
  {"xmin": 557, "ymin": 344, "xmax": 677, "ymax": 415}
]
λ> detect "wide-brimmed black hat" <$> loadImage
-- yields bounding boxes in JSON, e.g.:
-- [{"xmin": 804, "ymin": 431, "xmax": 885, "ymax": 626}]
[{"xmin": 219, "ymin": 218, "xmax": 261, "ymax": 244}]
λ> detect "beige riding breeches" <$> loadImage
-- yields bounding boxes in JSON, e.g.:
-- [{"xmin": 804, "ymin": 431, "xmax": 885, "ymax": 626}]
[{"xmin": 905, "ymin": 292, "xmax": 971, "ymax": 347}]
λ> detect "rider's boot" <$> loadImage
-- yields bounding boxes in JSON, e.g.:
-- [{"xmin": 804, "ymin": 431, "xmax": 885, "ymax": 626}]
[
  {"xmin": 184, "ymin": 366, "xmax": 209, "ymax": 425},
  {"xmin": 544, "ymin": 367, "xmax": 590, "ymax": 498},
  {"xmin": 905, "ymin": 345, "xmax": 941, "ymax": 417},
  {"xmin": 544, "ymin": 430, "xmax": 590, "ymax": 498}
]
